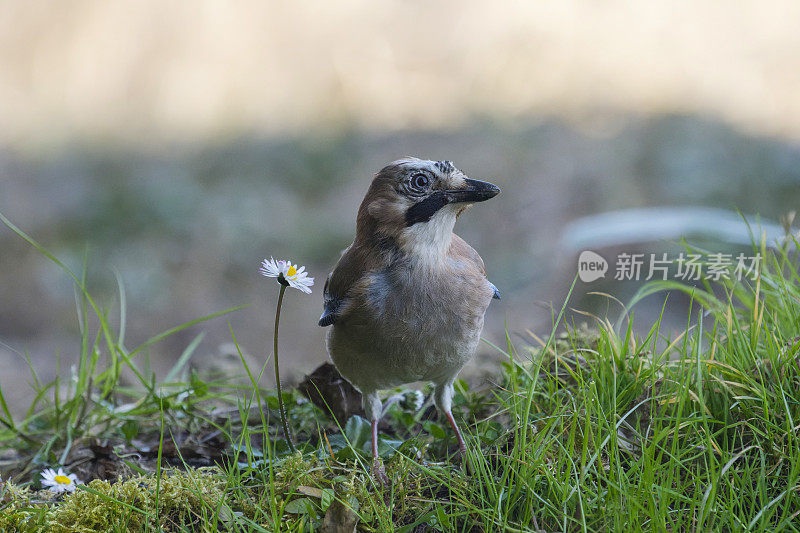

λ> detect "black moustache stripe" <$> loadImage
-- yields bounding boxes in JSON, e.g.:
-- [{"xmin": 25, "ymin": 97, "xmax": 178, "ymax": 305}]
[{"xmin": 404, "ymin": 192, "xmax": 448, "ymax": 226}]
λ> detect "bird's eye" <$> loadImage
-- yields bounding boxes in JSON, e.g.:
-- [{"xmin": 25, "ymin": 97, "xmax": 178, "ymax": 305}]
[{"xmin": 411, "ymin": 173, "xmax": 430, "ymax": 190}]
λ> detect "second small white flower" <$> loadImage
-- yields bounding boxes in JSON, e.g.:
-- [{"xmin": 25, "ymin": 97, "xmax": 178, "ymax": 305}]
[{"xmin": 41, "ymin": 467, "xmax": 80, "ymax": 493}]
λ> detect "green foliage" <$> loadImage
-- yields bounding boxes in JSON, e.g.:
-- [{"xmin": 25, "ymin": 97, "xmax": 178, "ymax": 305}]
[
  {"xmin": 0, "ymin": 211, "xmax": 244, "ymax": 464},
  {"xmin": 1, "ymin": 469, "xmax": 256, "ymax": 532},
  {"xmin": 49, "ymin": 469, "xmax": 249, "ymax": 532},
  {"xmin": 2, "ymin": 211, "xmax": 800, "ymax": 531},
  {"xmin": 0, "ymin": 482, "xmax": 46, "ymax": 531}
]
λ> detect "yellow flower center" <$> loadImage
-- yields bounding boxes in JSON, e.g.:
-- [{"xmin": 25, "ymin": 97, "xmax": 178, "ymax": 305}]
[
  {"xmin": 54, "ymin": 475, "xmax": 71, "ymax": 485},
  {"xmin": 286, "ymin": 265, "xmax": 297, "ymax": 277}
]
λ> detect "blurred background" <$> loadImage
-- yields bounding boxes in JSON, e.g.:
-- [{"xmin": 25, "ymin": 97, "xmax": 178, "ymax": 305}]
[{"xmin": 2, "ymin": 1, "xmax": 799, "ymax": 414}]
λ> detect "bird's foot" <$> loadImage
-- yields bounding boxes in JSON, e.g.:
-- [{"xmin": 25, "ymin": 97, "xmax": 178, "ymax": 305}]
[
  {"xmin": 371, "ymin": 457, "xmax": 390, "ymax": 486},
  {"xmin": 458, "ymin": 441, "xmax": 468, "ymax": 457},
  {"xmin": 455, "ymin": 444, "xmax": 474, "ymax": 475}
]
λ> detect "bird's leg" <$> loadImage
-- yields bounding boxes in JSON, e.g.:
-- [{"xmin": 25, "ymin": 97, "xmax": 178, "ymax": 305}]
[
  {"xmin": 444, "ymin": 410, "xmax": 467, "ymax": 456},
  {"xmin": 434, "ymin": 381, "xmax": 468, "ymax": 456},
  {"xmin": 370, "ymin": 418, "xmax": 389, "ymax": 485},
  {"xmin": 364, "ymin": 391, "xmax": 389, "ymax": 485},
  {"xmin": 444, "ymin": 408, "xmax": 473, "ymax": 475}
]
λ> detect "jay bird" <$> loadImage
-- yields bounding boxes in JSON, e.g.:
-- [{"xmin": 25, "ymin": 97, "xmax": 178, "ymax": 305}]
[{"xmin": 319, "ymin": 157, "xmax": 500, "ymax": 483}]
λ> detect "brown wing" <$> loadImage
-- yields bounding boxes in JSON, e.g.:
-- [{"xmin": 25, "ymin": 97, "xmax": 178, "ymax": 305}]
[
  {"xmin": 319, "ymin": 238, "xmax": 396, "ymax": 326},
  {"xmin": 319, "ymin": 244, "xmax": 357, "ymax": 326}
]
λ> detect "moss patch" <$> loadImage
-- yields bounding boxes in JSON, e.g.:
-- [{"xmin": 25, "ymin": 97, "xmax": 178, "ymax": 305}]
[{"xmin": 1, "ymin": 468, "xmax": 258, "ymax": 533}]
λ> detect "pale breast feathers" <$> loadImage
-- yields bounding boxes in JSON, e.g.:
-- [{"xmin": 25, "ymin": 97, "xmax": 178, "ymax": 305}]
[{"xmin": 449, "ymin": 235, "xmax": 501, "ymax": 300}]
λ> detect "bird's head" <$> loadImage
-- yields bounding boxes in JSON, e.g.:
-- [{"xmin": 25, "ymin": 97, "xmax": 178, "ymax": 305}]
[{"xmin": 356, "ymin": 157, "xmax": 500, "ymax": 261}]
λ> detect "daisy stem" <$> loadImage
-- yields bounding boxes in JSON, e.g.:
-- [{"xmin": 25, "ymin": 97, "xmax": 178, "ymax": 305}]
[{"xmin": 273, "ymin": 284, "xmax": 295, "ymax": 452}]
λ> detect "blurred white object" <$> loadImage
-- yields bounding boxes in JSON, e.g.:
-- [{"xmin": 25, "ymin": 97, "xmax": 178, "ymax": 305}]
[{"xmin": 560, "ymin": 207, "xmax": 787, "ymax": 252}]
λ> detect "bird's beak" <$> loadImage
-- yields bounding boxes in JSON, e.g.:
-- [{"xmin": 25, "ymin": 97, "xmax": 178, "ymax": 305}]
[{"xmin": 445, "ymin": 178, "xmax": 501, "ymax": 204}]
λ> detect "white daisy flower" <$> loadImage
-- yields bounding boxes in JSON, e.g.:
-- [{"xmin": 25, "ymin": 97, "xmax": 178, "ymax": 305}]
[
  {"xmin": 41, "ymin": 467, "xmax": 80, "ymax": 493},
  {"xmin": 260, "ymin": 257, "xmax": 314, "ymax": 294}
]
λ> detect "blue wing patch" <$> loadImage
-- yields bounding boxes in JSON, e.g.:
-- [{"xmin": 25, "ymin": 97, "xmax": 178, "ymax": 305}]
[
  {"xmin": 489, "ymin": 281, "xmax": 501, "ymax": 300},
  {"xmin": 318, "ymin": 311, "xmax": 336, "ymax": 327},
  {"xmin": 319, "ymin": 272, "xmax": 338, "ymax": 326},
  {"xmin": 318, "ymin": 296, "xmax": 340, "ymax": 326},
  {"xmin": 318, "ymin": 306, "xmax": 336, "ymax": 326}
]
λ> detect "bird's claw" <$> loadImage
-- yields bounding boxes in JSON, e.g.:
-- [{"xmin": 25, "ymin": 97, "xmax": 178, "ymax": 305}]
[
  {"xmin": 371, "ymin": 457, "xmax": 390, "ymax": 486},
  {"xmin": 456, "ymin": 445, "xmax": 474, "ymax": 475}
]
